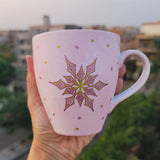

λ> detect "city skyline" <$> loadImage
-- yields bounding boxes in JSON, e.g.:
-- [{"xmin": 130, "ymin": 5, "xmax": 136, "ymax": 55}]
[{"xmin": 0, "ymin": 0, "xmax": 160, "ymax": 30}]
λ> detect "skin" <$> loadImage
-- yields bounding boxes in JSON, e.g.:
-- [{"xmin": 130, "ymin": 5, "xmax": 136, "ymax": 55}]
[{"xmin": 26, "ymin": 56, "xmax": 126, "ymax": 160}]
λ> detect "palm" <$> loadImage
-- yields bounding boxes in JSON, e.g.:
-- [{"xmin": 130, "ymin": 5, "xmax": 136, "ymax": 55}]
[{"xmin": 32, "ymin": 97, "xmax": 94, "ymax": 158}]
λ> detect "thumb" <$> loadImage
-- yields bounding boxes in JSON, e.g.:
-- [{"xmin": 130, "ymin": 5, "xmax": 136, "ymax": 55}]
[{"xmin": 26, "ymin": 55, "xmax": 42, "ymax": 114}]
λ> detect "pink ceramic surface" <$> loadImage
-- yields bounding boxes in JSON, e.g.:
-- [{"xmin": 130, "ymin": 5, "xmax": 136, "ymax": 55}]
[{"xmin": 32, "ymin": 29, "xmax": 150, "ymax": 136}]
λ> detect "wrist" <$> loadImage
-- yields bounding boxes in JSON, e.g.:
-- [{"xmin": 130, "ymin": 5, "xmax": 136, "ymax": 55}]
[{"xmin": 27, "ymin": 140, "xmax": 72, "ymax": 160}]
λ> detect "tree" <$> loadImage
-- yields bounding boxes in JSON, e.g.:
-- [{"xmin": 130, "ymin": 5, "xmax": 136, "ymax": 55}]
[
  {"xmin": 153, "ymin": 38, "xmax": 160, "ymax": 50},
  {"xmin": 76, "ymin": 92, "xmax": 160, "ymax": 160},
  {"xmin": 0, "ymin": 43, "xmax": 17, "ymax": 62},
  {"xmin": 0, "ymin": 44, "xmax": 31, "ymax": 132},
  {"xmin": 0, "ymin": 55, "xmax": 16, "ymax": 85},
  {"xmin": 0, "ymin": 86, "xmax": 31, "ymax": 133},
  {"xmin": 151, "ymin": 56, "xmax": 160, "ymax": 74},
  {"xmin": 124, "ymin": 60, "xmax": 137, "ymax": 81},
  {"xmin": 148, "ymin": 56, "xmax": 160, "ymax": 89}
]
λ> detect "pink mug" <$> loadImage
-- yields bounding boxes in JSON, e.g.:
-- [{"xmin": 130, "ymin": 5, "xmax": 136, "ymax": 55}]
[{"xmin": 32, "ymin": 29, "xmax": 150, "ymax": 136}]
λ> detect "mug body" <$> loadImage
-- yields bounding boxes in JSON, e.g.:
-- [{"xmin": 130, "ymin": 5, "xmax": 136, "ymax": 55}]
[{"xmin": 32, "ymin": 29, "xmax": 120, "ymax": 135}]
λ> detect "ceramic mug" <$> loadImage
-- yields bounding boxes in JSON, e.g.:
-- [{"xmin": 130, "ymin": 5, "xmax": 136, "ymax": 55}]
[{"xmin": 32, "ymin": 29, "xmax": 150, "ymax": 136}]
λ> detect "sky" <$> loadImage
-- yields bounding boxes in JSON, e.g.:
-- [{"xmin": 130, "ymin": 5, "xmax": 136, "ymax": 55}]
[{"xmin": 0, "ymin": 0, "xmax": 160, "ymax": 30}]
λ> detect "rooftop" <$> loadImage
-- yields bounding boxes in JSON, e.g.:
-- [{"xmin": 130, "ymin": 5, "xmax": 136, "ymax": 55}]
[{"xmin": 142, "ymin": 21, "xmax": 160, "ymax": 26}]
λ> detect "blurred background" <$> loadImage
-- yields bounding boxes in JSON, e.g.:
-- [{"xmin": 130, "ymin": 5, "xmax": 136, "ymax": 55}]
[{"xmin": 0, "ymin": 0, "xmax": 160, "ymax": 159}]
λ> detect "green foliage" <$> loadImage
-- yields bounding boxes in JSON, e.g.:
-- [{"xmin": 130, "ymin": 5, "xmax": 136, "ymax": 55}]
[
  {"xmin": 0, "ymin": 55, "xmax": 16, "ymax": 85},
  {"xmin": 2, "ymin": 52, "xmax": 17, "ymax": 62},
  {"xmin": 0, "ymin": 85, "xmax": 12, "ymax": 98},
  {"xmin": 147, "ymin": 56, "xmax": 160, "ymax": 89},
  {"xmin": 0, "ymin": 44, "xmax": 31, "ymax": 132},
  {"xmin": 0, "ymin": 43, "xmax": 10, "ymax": 52},
  {"xmin": 0, "ymin": 43, "xmax": 17, "ymax": 62},
  {"xmin": 153, "ymin": 38, "xmax": 160, "ymax": 50},
  {"xmin": 151, "ymin": 56, "xmax": 160, "ymax": 73},
  {"xmin": 77, "ymin": 92, "xmax": 160, "ymax": 160},
  {"xmin": 0, "ymin": 88, "xmax": 31, "ymax": 133},
  {"xmin": 124, "ymin": 60, "xmax": 137, "ymax": 81}
]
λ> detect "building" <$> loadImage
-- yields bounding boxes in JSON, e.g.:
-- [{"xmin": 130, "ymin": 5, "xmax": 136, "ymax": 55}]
[
  {"xmin": 15, "ymin": 30, "xmax": 31, "ymax": 67},
  {"xmin": 140, "ymin": 20, "xmax": 160, "ymax": 36},
  {"xmin": 0, "ymin": 15, "xmax": 83, "ymax": 90},
  {"xmin": 136, "ymin": 19, "xmax": 160, "ymax": 59},
  {"xmin": 86, "ymin": 25, "xmax": 107, "ymax": 31},
  {"xmin": 29, "ymin": 15, "xmax": 82, "ymax": 37},
  {"xmin": 110, "ymin": 26, "xmax": 139, "ymax": 43},
  {"xmin": 16, "ymin": 31, "xmax": 31, "ymax": 56},
  {"xmin": 136, "ymin": 34, "xmax": 160, "ymax": 59},
  {"xmin": 0, "ymin": 30, "xmax": 18, "ymax": 52}
]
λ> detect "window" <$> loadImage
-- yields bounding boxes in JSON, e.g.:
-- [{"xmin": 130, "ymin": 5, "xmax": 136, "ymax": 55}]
[
  {"xmin": 22, "ymin": 58, "xmax": 26, "ymax": 64},
  {"xmin": 143, "ymin": 42, "xmax": 148, "ymax": 48},
  {"xmin": 21, "ymin": 50, "xmax": 25, "ymax": 54},
  {"xmin": 19, "ymin": 40, "xmax": 24, "ymax": 45}
]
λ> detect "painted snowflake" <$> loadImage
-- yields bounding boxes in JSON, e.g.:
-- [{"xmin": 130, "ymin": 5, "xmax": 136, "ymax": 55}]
[{"xmin": 49, "ymin": 56, "xmax": 108, "ymax": 111}]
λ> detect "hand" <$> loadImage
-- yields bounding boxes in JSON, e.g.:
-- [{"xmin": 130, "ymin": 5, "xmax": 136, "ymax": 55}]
[{"xmin": 26, "ymin": 56, "xmax": 126, "ymax": 160}]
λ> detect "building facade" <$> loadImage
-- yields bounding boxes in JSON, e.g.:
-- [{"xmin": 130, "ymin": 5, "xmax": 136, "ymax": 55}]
[
  {"xmin": 140, "ymin": 21, "xmax": 160, "ymax": 36},
  {"xmin": 0, "ymin": 30, "xmax": 18, "ymax": 52},
  {"xmin": 137, "ymin": 20, "xmax": 160, "ymax": 59},
  {"xmin": 0, "ymin": 15, "xmax": 83, "ymax": 90}
]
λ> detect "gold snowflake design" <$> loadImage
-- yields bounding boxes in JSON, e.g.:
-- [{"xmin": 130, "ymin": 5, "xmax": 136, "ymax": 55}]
[{"xmin": 49, "ymin": 56, "xmax": 108, "ymax": 111}]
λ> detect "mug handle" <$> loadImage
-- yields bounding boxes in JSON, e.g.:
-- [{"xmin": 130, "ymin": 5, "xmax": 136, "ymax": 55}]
[{"xmin": 108, "ymin": 49, "xmax": 150, "ymax": 114}]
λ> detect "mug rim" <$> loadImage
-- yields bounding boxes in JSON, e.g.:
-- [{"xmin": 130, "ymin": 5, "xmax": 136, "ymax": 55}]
[{"xmin": 32, "ymin": 29, "xmax": 120, "ymax": 41}]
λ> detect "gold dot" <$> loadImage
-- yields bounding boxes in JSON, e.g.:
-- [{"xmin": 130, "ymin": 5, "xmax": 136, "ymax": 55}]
[
  {"xmin": 107, "ymin": 44, "xmax": 109, "ymax": 47},
  {"xmin": 43, "ymin": 97, "xmax": 46, "ymax": 100},
  {"xmin": 44, "ymin": 61, "xmax": 47, "ymax": 64},
  {"xmin": 57, "ymin": 45, "xmax": 61, "ymax": 48},
  {"xmin": 91, "ymin": 39, "xmax": 94, "ymax": 43},
  {"xmin": 75, "ymin": 128, "xmax": 79, "ymax": 131},
  {"xmin": 53, "ymin": 113, "xmax": 55, "ymax": 116},
  {"xmin": 101, "ymin": 105, "xmax": 103, "ymax": 108}
]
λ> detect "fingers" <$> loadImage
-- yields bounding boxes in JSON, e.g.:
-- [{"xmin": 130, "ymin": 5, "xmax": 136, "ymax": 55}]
[
  {"xmin": 119, "ymin": 64, "xmax": 126, "ymax": 78},
  {"xmin": 115, "ymin": 64, "xmax": 126, "ymax": 95},
  {"xmin": 115, "ymin": 78, "xmax": 123, "ymax": 95},
  {"xmin": 26, "ymin": 55, "xmax": 42, "ymax": 113}
]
